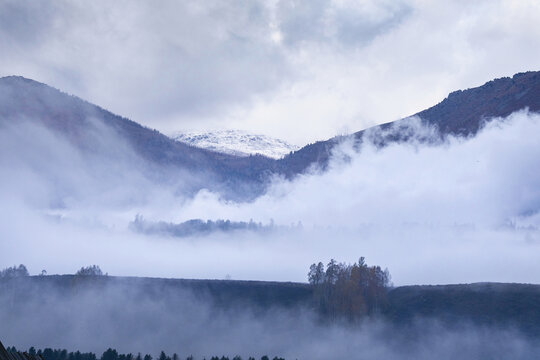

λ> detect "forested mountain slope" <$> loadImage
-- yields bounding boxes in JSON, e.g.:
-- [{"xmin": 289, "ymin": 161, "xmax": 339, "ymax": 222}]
[
  {"xmin": 2, "ymin": 71, "xmax": 539, "ymax": 192},
  {"xmin": 0, "ymin": 76, "xmax": 275, "ymax": 198},
  {"xmin": 276, "ymin": 71, "xmax": 540, "ymax": 176}
]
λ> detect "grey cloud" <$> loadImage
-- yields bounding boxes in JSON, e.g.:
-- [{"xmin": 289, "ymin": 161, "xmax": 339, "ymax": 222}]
[
  {"xmin": 275, "ymin": 0, "xmax": 328, "ymax": 46},
  {"xmin": 0, "ymin": 0, "xmax": 290, "ymax": 122},
  {"xmin": 0, "ymin": 0, "xmax": 413, "ymax": 137},
  {"xmin": 0, "ymin": 1, "xmax": 58, "ymax": 45},
  {"xmin": 276, "ymin": 0, "xmax": 412, "ymax": 47}
]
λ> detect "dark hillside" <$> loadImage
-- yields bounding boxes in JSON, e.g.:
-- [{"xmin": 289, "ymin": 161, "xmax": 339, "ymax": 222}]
[
  {"xmin": 0, "ymin": 275, "xmax": 311, "ymax": 357},
  {"xmin": 386, "ymin": 283, "xmax": 540, "ymax": 336},
  {"xmin": 0, "ymin": 275, "xmax": 311, "ymax": 311},
  {"xmin": 0, "ymin": 76, "xmax": 275, "ymax": 197},
  {"xmin": 2, "ymin": 276, "xmax": 540, "ymax": 334},
  {"xmin": 415, "ymin": 71, "xmax": 540, "ymax": 135},
  {"xmin": 277, "ymin": 71, "xmax": 540, "ymax": 176}
]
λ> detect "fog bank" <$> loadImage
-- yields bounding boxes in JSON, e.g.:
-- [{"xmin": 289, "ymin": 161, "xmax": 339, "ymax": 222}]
[
  {"xmin": 1, "ymin": 111, "xmax": 540, "ymax": 284},
  {"xmin": 1, "ymin": 278, "xmax": 539, "ymax": 360}
]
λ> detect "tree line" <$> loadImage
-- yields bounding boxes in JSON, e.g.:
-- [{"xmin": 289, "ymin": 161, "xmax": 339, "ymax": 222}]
[
  {"xmin": 2, "ymin": 258, "xmax": 391, "ymax": 324},
  {"xmin": 0, "ymin": 264, "xmax": 29, "ymax": 278},
  {"xmin": 308, "ymin": 257, "xmax": 391, "ymax": 321},
  {"xmin": 4, "ymin": 347, "xmax": 286, "ymax": 360},
  {"xmin": 0, "ymin": 264, "xmax": 106, "ymax": 278},
  {"xmin": 129, "ymin": 215, "xmax": 293, "ymax": 238}
]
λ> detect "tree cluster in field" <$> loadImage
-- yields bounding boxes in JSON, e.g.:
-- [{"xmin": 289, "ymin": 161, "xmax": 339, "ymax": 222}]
[
  {"xmin": 129, "ymin": 215, "xmax": 300, "ymax": 238},
  {"xmin": 4, "ymin": 347, "xmax": 286, "ymax": 360},
  {"xmin": 0, "ymin": 264, "xmax": 29, "ymax": 278},
  {"xmin": 75, "ymin": 265, "xmax": 106, "ymax": 276},
  {"xmin": 0, "ymin": 265, "xmax": 106, "ymax": 277},
  {"xmin": 308, "ymin": 257, "xmax": 391, "ymax": 321}
]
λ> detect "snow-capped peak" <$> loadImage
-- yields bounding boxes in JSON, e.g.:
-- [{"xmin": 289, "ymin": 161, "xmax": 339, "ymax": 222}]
[{"xmin": 170, "ymin": 130, "xmax": 299, "ymax": 159}]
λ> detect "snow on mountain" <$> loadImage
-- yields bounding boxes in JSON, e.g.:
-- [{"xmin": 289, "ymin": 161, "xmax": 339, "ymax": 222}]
[{"xmin": 171, "ymin": 130, "xmax": 299, "ymax": 159}]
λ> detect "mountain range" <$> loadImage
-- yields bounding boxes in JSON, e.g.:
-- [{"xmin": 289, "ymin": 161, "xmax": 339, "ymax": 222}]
[{"xmin": 1, "ymin": 71, "xmax": 539, "ymax": 198}]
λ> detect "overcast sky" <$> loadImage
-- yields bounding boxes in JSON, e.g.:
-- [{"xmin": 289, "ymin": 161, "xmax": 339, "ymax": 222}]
[{"xmin": 1, "ymin": 0, "xmax": 540, "ymax": 145}]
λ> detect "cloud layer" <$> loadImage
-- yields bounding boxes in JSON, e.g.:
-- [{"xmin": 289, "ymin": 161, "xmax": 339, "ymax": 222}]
[{"xmin": 1, "ymin": 111, "xmax": 539, "ymax": 285}]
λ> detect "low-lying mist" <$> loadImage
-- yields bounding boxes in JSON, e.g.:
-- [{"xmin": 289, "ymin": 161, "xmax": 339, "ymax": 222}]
[
  {"xmin": 1, "ymin": 111, "xmax": 540, "ymax": 284},
  {"xmin": 1, "ymin": 277, "xmax": 539, "ymax": 360}
]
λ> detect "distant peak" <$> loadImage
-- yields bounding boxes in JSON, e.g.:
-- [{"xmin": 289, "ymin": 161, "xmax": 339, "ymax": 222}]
[{"xmin": 171, "ymin": 129, "xmax": 299, "ymax": 159}]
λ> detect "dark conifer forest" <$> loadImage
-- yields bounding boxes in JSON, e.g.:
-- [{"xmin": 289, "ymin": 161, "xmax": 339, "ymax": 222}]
[{"xmin": 4, "ymin": 346, "xmax": 286, "ymax": 360}]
